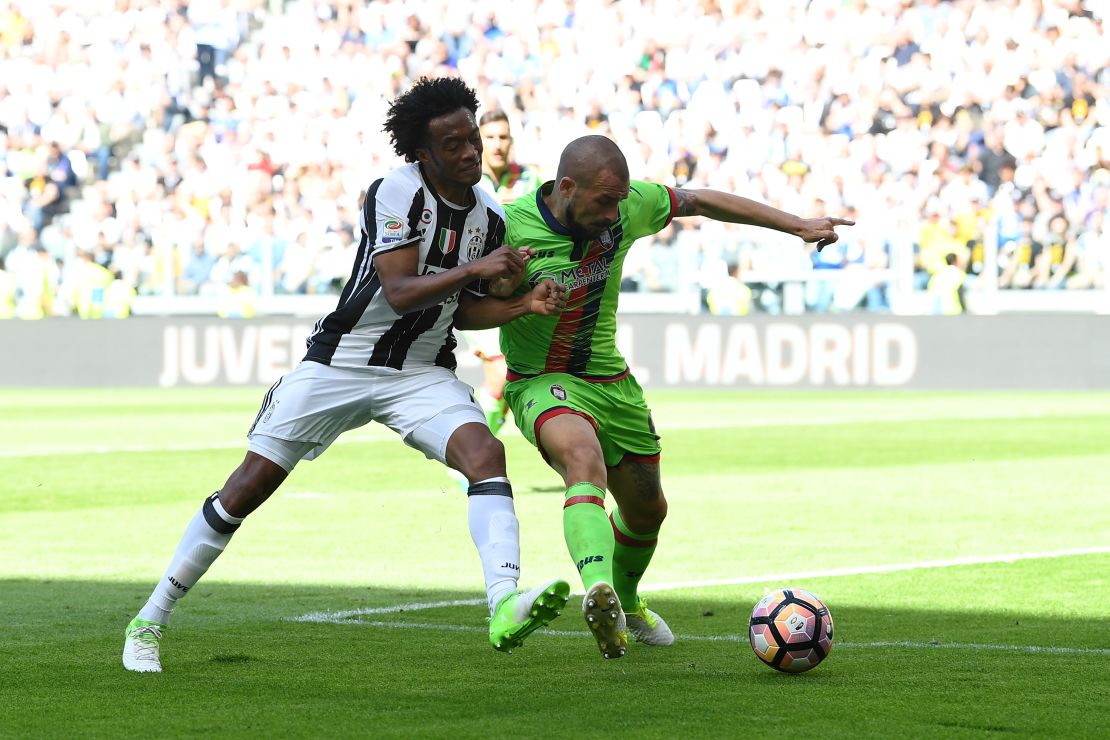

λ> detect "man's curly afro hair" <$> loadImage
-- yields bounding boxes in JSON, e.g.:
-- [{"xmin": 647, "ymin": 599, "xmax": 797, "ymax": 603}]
[{"xmin": 383, "ymin": 77, "xmax": 480, "ymax": 162}]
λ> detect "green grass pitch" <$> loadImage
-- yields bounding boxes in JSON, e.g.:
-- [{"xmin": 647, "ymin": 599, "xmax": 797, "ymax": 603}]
[{"xmin": 1, "ymin": 388, "xmax": 1108, "ymax": 738}]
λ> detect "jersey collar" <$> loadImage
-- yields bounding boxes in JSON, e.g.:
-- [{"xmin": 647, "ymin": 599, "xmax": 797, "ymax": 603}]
[{"xmin": 536, "ymin": 181, "xmax": 571, "ymax": 236}]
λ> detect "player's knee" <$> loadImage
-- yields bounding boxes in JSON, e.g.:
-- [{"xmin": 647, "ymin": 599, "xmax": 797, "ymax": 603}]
[
  {"xmin": 219, "ymin": 455, "xmax": 286, "ymax": 517},
  {"xmin": 627, "ymin": 493, "xmax": 667, "ymax": 532},
  {"xmin": 460, "ymin": 434, "xmax": 506, "ymax": 479},
  {"xmin": 649, "ymin": 494, "xmax": 668, "ymax": 528},
  {"xmin": 480, "ymin": 435, "xmax": 507, "ymax": 467},
  {"xmin": 218, "ymin": 477, "xmax": 271, "ymax": 518},
  {"xmin": 557, "ymin": 443, "xmax": 606, "ymax": 482}
]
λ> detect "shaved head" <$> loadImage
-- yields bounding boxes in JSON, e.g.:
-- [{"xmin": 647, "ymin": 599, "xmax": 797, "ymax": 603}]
[
  {"xmin": 555, "ymin": 135, "xmax": 629, "ymax": 184},
  {"xmin": 544, "ymin": 135, "xmax": 631, "ymax": 240}
]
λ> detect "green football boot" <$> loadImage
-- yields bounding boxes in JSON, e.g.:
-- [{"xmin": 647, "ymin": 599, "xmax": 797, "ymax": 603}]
[
  {"xmin": 122, "ymin": 617, "xmax": 166, "ymax": 673},
  {"xmin": 489, "ymin": 578, "xmax": 570, "ymax": 653}
]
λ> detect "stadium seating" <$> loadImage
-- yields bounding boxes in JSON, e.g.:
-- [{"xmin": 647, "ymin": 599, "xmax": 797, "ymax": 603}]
[{"xmin": 0, "ymin": 0, "xmax": 1106, "ymax": 319}]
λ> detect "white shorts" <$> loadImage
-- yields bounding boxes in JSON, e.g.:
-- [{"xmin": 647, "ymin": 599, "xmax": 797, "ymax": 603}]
[
  {"xmin": 246, "ymin": 361, "xmax": 486, "ymax": 472},
  {"xmin": 457, "ymin": 328, "xmax": 503, "ymax": 360}
]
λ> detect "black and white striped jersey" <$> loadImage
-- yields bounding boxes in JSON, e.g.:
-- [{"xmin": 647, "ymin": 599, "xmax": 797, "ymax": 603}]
[{"xmin": 304, "ymin": 163, "xmax": 506, "ymax": 371}]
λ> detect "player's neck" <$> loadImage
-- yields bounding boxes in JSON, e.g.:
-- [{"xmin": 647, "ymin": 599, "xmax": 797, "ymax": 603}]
[
  {"xmin": 541, "ymin": 189, "xmax": 570, "ymax": 229},
  {"xmin": 423, "ymin": 169, "xmax": 473, "ymax": 207}
]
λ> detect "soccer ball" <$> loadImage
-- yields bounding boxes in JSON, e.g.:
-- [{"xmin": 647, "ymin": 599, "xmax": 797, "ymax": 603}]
[{"xmin": 748, "ymin": 588, "xmax": 834, "ymax": 673}]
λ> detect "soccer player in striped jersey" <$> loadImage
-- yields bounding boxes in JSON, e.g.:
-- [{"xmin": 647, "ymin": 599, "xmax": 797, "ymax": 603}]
[
  {"xmin": 122, "ymin": 78, "xmax": 571, "ymax": 673},
  {"xmin": 458, "ymin": 135, "xmax": 852, "ymax": 659}
]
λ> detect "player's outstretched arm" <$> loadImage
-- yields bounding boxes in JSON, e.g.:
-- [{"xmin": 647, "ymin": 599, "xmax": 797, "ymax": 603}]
[
  {"xmin": 674, "ymin": 188, "xmax": 854, "ymax": 251},
  {"xmin": 455, "ymin": 279, "xmax": 568, "ymax": 329},
  {"xmin": 375, "ymin": 244, "xmax": 526, "ymax": 314}
]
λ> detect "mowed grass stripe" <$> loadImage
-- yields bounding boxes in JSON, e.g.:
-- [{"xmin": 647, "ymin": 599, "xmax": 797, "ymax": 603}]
[
  {"xmin": 5, "ymin": 418, "xmax": 1109, "ymax": 513},
  {"xmin": 5, "ymin": 388, "xmax": 1110, "ymax": 451},
  {"xmin": 8, "ymin": 408, "xmax": 1110, "ymax": 458},
  {"xmin": 4, "ymin": 439, "xmax": 1105, "ymax": 521}
]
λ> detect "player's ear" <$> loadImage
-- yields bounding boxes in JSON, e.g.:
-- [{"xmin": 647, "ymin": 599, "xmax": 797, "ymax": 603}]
[{"xmin": 557, "ymin": 176, "xmax": 576, "ymax": 198}]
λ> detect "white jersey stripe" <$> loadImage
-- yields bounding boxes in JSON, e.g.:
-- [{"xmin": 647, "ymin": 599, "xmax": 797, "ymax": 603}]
[{"xmin": 305, "ymin": 163, "xmax": 506, "ymax": 370}]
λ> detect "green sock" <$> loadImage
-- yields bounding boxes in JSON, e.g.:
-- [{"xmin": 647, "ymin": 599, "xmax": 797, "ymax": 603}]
[
  {"xmin": 610, "ymin": 508, "xmax": 659, "ymax": 608},
  {"xmin": 562, "ymin": 482, "xmax": 614, "ymax": 590},
  {"xmin": 479, "ymin": 390, "xmax": 508, "ymax": 436}
]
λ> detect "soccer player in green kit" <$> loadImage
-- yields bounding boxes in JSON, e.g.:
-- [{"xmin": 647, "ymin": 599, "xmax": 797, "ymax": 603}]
[{"xmin": 456, "ymin": 135, "xmax": 853, "ymax": 659}]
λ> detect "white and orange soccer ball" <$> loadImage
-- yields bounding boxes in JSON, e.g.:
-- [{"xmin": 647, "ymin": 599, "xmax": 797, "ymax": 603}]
[{"xmin": 748, "ymin": 588, "xmax": 834, "ymax": 673}]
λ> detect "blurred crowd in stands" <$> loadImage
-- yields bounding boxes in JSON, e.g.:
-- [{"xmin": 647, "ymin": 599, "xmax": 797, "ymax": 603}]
[{"xmin": 0, "ymin": 0, "xmax": 1107, "ymax": 319}]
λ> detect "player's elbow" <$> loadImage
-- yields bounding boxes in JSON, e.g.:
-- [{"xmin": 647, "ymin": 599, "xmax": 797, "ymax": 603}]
[
  {"xmin": 487, "ymin": 279, "xmax": 516, "ymax": 298},
  {"xmin": 381, "ymin": 284, "xmax": 416, "ymax": 315}
]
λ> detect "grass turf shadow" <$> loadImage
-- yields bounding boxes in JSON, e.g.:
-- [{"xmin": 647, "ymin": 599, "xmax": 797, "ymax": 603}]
[{"xmin": 2, "ymin": 579, "xmax": 1107, "ymax": 739}]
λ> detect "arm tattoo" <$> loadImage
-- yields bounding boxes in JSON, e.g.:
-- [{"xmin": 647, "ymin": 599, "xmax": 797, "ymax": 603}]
[{"xmin": 673, "ymin": 188, "xmax": 698, "ymax": 218}]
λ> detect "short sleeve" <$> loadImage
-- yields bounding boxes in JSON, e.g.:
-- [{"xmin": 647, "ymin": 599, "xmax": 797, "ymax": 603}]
[
  {"xmin": 463, "ymin": 203, "xmax": 507, "ymax": 298},
  {"xmin": 624, "ymin": 180, "xmax": 677, "ymax": 242},
  {"xmin": 366, "ymin": 177, "xmax": 421, "ymax": 257}
]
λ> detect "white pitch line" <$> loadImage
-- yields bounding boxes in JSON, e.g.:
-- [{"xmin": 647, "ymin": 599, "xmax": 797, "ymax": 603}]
[
  {"xmin": 289, "ymin": 619, "xmax": 1110, "ymax": 656},
  {"xmin": 639, "ymin": 546, "xmax": 1110, "ymax": 592},
  {"xmin": 287, "ymin": 598, "xmax": 486, "ymax": 623},
  {"xmin": 287, "ymin": 547, "xmax": 1110, "ymax": 624},
  {"xmin": 284, "ymin": 547, "xmax": 1110, "ymax": 656}
]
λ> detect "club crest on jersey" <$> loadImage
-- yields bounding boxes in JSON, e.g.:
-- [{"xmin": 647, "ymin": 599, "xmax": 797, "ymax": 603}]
[
  {"xmin": 466, "ymin": 226, "xmax": 485, "ymax": 261},
  {"xmin": 438, "ymin": 228, "xmax": 458, "ymax": 254},
  {"xmin": 597, "ymin": 229, "xmax": 614, "ymax": 250},
  {"xmin": 550, "ymin": 384, "xmax": 567, "ymax": 401}
]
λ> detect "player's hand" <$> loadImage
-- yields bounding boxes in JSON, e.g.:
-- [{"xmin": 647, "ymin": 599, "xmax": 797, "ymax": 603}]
[
  {"xmin": 526, "ymin": 278, "xmax": 568, "ymax": 316},
  {"xmin": 486, "ymin": 247, "xmax": 538, "ymax": 296},
  {"xmin": 796, "ymin": 217, "xmax": 855, "ymax": 251},
  {"xmin": 472, "ymin": 245, "xmax": 526, "ymax": 280}
]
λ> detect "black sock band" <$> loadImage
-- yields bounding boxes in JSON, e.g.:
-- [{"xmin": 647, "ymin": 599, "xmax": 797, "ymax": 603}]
[
  {"xmin": 202, "ymin": 493, "xmax": 241, "ymax": 534},
  {"xmin": 467, "ymin": 480, "xmax": 513, "ymax": 498}
]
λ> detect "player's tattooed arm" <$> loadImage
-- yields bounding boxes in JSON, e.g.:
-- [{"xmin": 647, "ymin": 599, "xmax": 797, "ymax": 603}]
[
  {"xmin": 673, "ymin": 188, "xmax": 699, "ymax": 218},
  {"xmin": 672, "ymin": 187, "xmax": 854, "ymax": 250}
]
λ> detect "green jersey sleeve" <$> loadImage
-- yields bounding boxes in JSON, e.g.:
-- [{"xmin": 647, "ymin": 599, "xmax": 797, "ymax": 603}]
[{"xmin": 624, "ymin": 180, "xmax": 677, "ymax": 241}]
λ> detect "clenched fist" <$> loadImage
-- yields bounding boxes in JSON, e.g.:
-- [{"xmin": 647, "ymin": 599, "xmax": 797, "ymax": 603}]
[{"xmin": 527, "ymin": 278, "xmax": 568, "ymax": 316}]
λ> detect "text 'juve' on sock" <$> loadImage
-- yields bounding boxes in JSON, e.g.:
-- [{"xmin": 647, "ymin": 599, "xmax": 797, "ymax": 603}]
[
  {"xmin": 137, "ymin": 492, "xmax": 243, "ymax": 626},
  {"xmin": 467, "ymin": 477, "xmax": 520, "ymax": 614}
]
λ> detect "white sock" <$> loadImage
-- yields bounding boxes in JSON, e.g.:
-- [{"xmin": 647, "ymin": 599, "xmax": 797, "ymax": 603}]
[
  {"xmin": 137, "ymin": 493, "xmax": 244, "ymax": 626},
  {"xmin": 466, "ymin": 477, "xmax": 520, "ymax": 614}
]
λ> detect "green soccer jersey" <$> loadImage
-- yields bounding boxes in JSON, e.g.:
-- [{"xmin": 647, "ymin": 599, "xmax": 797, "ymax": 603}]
[{"xmin": 501, "ymin": 179, "xmax": 676, "ymax": 380}]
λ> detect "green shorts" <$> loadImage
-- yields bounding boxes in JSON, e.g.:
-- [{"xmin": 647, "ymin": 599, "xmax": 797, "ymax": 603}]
[{"xmin": 504, "ymin": 372, "xmax": 660, "ymax": 468}]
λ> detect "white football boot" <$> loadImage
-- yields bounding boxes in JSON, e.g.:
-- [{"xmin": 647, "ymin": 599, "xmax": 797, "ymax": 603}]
[
  {"xmin": 122, "ymin": 618, "xmax": 165, "ymax": 673},
  {"xmin": 625, "ymin": 597, "xmax": 675, "ymax": 646}
]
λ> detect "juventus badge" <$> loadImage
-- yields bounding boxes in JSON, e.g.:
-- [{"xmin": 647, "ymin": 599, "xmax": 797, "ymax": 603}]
[{"xmin": 467, "ymin": 226, "xmax": 485, "ymax": 260}]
